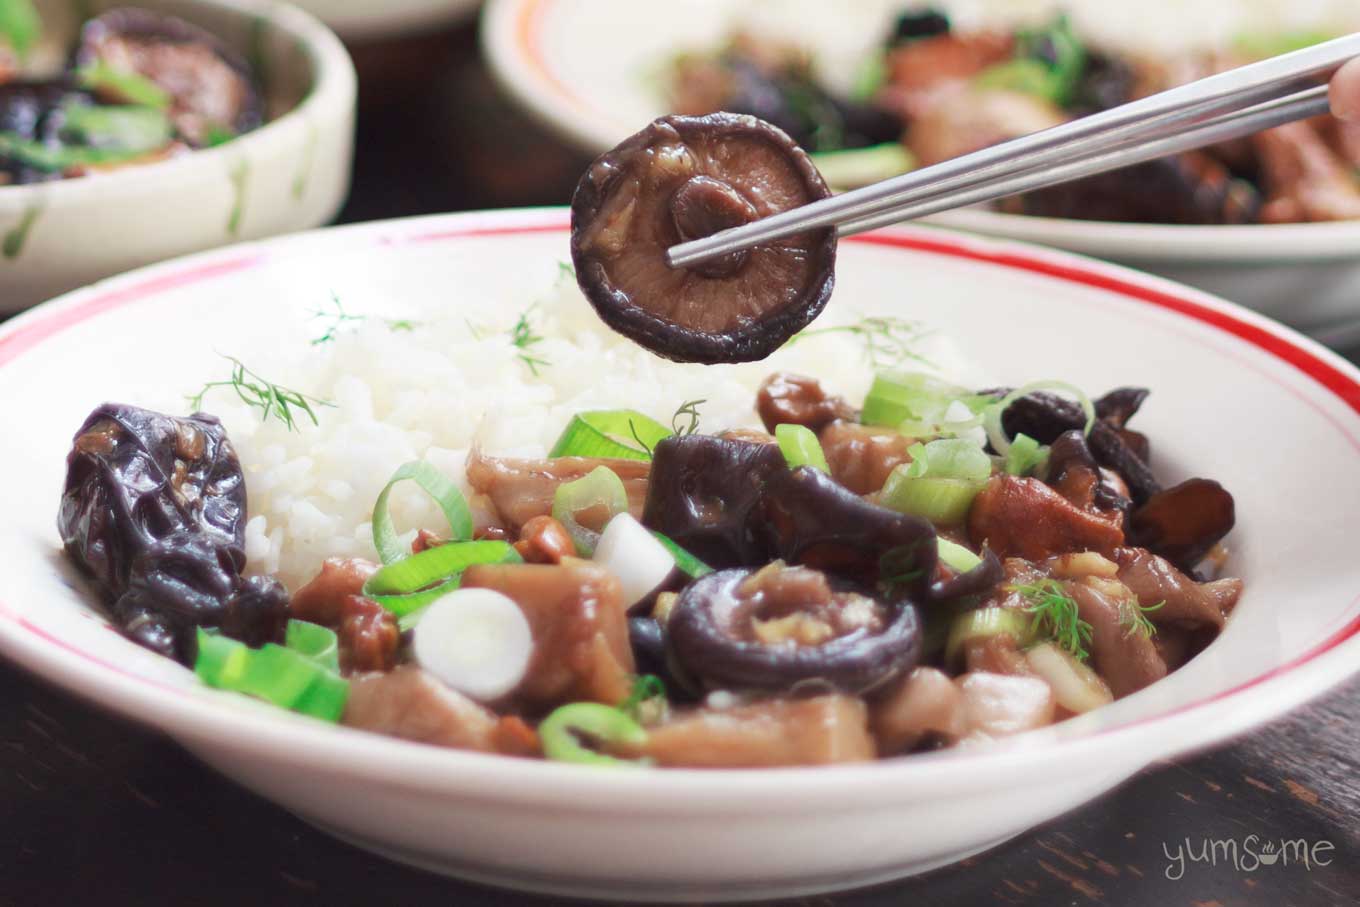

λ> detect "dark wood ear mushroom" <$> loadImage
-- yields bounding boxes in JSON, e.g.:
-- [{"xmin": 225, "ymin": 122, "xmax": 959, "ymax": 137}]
[{"xmin": 570, "ymin": 113, "xmax": 837, "ymax": 364}]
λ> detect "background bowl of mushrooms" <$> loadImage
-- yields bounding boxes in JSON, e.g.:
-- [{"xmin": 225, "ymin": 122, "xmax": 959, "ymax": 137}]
[
  {"xmin": 0, "ymin": 0, "xmax": 355, "ymax": 315},
  {"xmin": 484, "ymin": 0, "xmax": 1360, "ymax": 347}
]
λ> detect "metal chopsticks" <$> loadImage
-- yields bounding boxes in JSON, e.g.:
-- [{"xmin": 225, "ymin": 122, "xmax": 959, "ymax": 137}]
[{"xmin": 667, "ymin": 32, "xmax": 1360, "ymax": 269}]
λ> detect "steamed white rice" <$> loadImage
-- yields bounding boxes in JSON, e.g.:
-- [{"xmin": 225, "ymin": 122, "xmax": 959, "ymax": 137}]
[{"xmin": 191, "ymin": 270, "xmax": 972, "ymax": 589}]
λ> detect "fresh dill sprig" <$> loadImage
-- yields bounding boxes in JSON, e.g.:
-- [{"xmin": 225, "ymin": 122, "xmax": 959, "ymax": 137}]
[
  {"xmin": 671, "ymin": 398, "xmax": 706, "ymax": 436},
  {"xmin": 1013, "ymin": 579, "xmax": 1093, "ymax": 661},
  {"xmin": 310, "ymin": 294, "xmax": 421, "ymax": 345},
  {"xmin": 510, "ymin": 304, "xmax": 550, "ymax": 376},
  {"xmin": 1120, "ymin": 599, "xmax": 1165, "ymax": 639},
  {"xmin": 188, "ymin": 356, "xmax": 333, "ymax": 431},
  {"xmin": 557, "ymin": 260, "xmax": 576, "ymax": 280},
  {"xmin": 620, "ymin": 674, "xmax": 667, "ymax": 724},
  {"xmin": 789, "ymin": 315, "xmax": 932, "ymax": 370}
]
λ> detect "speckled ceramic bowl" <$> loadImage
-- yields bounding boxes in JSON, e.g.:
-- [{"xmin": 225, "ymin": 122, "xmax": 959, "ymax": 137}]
[{"xmin": 0, "ymin": 0, "xmax": 356, "ymax": 315}]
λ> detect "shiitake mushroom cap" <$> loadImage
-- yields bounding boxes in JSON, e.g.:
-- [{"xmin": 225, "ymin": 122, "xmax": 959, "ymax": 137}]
[{"xmin": 570, "ymin": 113, "xmax": 836, "ymax": 364}]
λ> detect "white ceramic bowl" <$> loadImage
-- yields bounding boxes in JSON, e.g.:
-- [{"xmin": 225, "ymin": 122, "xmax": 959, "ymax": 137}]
[
  {"xmin": 0, "ymin": 0, "xmax": 356, "ymax": 316},
  {"xmin": 482, "ymin": 0, "xmax": 1360, "ymax": 343},
  {"xmin": 3, "ymin": 208, "xmax": 1360, "ymax": 900},
  {"xmin": 287, "ymin": 0, "xmax": 480, "ymax": 41}
]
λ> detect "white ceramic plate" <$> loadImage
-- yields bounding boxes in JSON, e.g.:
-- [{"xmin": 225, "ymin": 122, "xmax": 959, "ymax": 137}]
[
  {"xmin": 0, "ymin": 0, "xmax": 356, "ymax": 316},
  {"xmin": 482, "ymin": 0, "xmax": 1360, "ymax": 340},
  {"xmin": 3, "ymin": 208, "xmax": 1360, "ymax": 901},
  {"xmin": 288, "ymin": 0, "xmax": 480, "ymax": 41}
]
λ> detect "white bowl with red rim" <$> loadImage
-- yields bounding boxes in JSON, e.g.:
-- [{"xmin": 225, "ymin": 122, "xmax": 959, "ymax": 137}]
[
  {"xmin": 481, "ymin": 0, "xmax": 1360, "ymax": 345},
  {"xmin": 1, "ymin": 207, "xmax": 1359, "ymax": 901}
]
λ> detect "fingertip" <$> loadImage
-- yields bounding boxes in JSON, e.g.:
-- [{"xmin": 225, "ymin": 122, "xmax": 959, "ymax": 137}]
[{"xmin": 1331, "ymin": 58, "xmax": 1360, "ymax": 122}]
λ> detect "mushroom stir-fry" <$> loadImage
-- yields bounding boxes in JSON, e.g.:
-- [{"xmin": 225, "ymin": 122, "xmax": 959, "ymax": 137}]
[
  {"xmin": 0, "ymin": 6, "xmax": 264, "ymax": 185},
  {"xmin": 669, "ymin": 10, "xmax": 1360, "ymax": 223},
  {"xmin": 59, "ymin": 367, "xmax": 1241, "ymax": 767}
]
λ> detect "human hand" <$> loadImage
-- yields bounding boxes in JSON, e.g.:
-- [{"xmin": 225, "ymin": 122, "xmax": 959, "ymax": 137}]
[{"xmin": 1332, "ymin": 58, "xmax": 1360, "ymax": 121}]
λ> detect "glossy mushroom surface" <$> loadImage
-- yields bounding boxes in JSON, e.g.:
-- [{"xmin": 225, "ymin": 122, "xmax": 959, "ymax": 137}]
[{"xmin": 570, "ymin": 113, "xmax": 836, "ymax": 363}]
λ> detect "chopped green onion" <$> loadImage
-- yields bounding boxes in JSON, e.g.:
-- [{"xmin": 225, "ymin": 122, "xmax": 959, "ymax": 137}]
[
  {"xmin": 61, "ymin": 102, "xmax": 172, "ymax": 153},
  {"xmin": 549, "ymin": 410, "xmax": 672, "ymax": 460},
  {"xmin": 775, "ymin": 423, "xmax": 831, "ymax": 473},
  {"xmin": 78, "ymin": 60, "xmax": 172, "ymax": 110},
  {"xmin": 285, "ymin": 619, "xmax": 339, "ymax": 672},
  {"xmin": 619, "ymin": 674, "xmax": 667, "ymax": 724},
  {"xmin": 552, "ymin": 466, "xmax": 628, "ymax": 556},
  {"xmin": 861, "ymin": 371, "xmax": 991, "ymax": 440},
  {"xmin": 982, "ymin": 381, "xmax": 1095, "ymax": 457},
  {"xmin": 1233, "ymin": 30, "xmax": 1336, "ymax": 60},
  {"xmin": 975, "ymin": 58, "xmax": 1065, "ymax": 101},
  {"xmin": 203, "ymin": 122, "xmax": 238, "ymax": 147},
  {"xmin": 194, "ymin": 628, "xmax": 348, "ymax": 722},
  {"xmin": 1004, "ymin": 432, "xmax": 1048, "ymax": 476},
  {"xmin": 539, "ymin": 702, "xmax": 650, "ymax": 767},
  {"xmin": 880, "ymin": 473, "xmax": 981, "ymax": 525},
  {"xmin": 0, "ymin": 0, "xmax": 40, "ymax": 59},
  {"xmin": 371, "ymin": 461, "xmax": 473, "ymax": 564},
  {"xmin": 810, "ymin": 143, "xmax": 915, "ymax": 188},
  {"xmin": 650, "ymin": 530, "xmax": 713, "ymax": 578},
  {"xmin": 937, "ymin": 538, "xmax": 982, "ymax": 574},
  {"xmin": 944, "ymin": 607, "xmax": 1033, "ymax": 665},
  {"xmin": 903, "ymin": 439, "xmax": 992, "ymax": 483},
  {"xmin": 363, "ymin": 540, "xmax": 522, "ymax": 617},
  {"xmin": 850, "ymin": 50, "xmax": 886, "ymax": 102},
  {"xmin": 1012, "ymin": 15, "xmax": 1086, "ymax": 106},
  {"xmin": 0, "ymin": 131, "xmax": 153, "ymax": 172}
]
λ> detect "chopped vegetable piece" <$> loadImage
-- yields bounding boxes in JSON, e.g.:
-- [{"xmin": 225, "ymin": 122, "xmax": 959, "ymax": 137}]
[
  {"xmin": 0, "ymin": 131, "xmax": 154, "ymax": 172},
  {"xmin": 548, "ymin": 409, "xmax": 672, "ymax": 460},
  {"xmin": 650, "ymin": 530, "xmax": 713, "ymax": 578},
  {"xmin": 775, "ymin": 423, "xmax": 831, "ymax": 473},
  {"xmin": 194, "ymin": 628, "xmax": 348, "ymax": 722},
  {"xmin": 552, "ymin": 465, "xmax": 628, "ymax": 556},
  {"xmin": 983, "ymin": 381, "xmax": 1095, "ymax": 456},
  {"xmin": 936, "ymin": 538, "xmax": 982, "ymax": 573},
  {"xmin": 810, "ymin": 143, "xmax": 915, "ymax": 188},
  {"xmin": 943, "ymin": 606, "xmax": 1032, "ymax": 665},
  {"xmin": 77, "ymin": 59, "xmax": 172, "ymax": 110},
  {"xmin": 363, "ymin": 540, "xmax": 523, "ymax": 617},
  {"xmin": 619, "ymin": 674, "xmax": 667, "ymax": 723},
  {"xmin": 903, "ymin": 439, "xmax": 992, "ymax": 482},
  {"xmin": 61, "ymin": 102, "xmax": 173, "ymax": 153},
  {"xmin": 1012, "ymin": 15, "xmax": 1086, "ymax": 106},
  {"xmin": 371, "ymin": 460, "xmax": 474, "ymax": 564},
  {"xmin": 285, "ymin": 619, "xmax": 339, "ymax": 672},
  {"xmin": 1004, "ymin": 432, "xmax": 1048, "ymax": 476},
  {"xmin": 0, "ymin": 0, "xmax": 40, "ymax": 58},
  {"xmin": 539, "ymin": 702, "xmax": 650, "ymax": 767},
  {"xmin": 879, "ymin": 439, "xmax": 991, "ymax": 526},
  {"xmin": 412, "ymin": 588, "xmax": 534, "ymax": 702},
  {"xmin": 1024, "ymin": 642, "xmax": 1112, "ymax": 713},
  {"xmin": 593, "ymin": 513, "xmax": 676, "ymax": 606},
  {"xmin": 861, "ymin": 371, "xmax": 988, "ymax": 432}
]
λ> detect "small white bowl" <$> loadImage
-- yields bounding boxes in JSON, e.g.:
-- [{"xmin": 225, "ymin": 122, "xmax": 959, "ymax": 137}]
[
  {"xmin": 286, "ymin": 0, "xmax": 480, "ymax": 41},
  {"xmin": 482, "ymin": 0, "xmax": 1360, "ymax": 342},
  {"xmin": 0, "ymin": 0, "xmax": 356, "ymax": 315},
  {"xmin": 2, "ymin": 208, "xmax": 1360, "ymax": 901}
]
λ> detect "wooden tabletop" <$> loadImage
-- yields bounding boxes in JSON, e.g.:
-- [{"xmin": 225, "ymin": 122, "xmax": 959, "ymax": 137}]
[{"xmin": 4, "ymin": 22, "xmax": 1358, "ymax": 907}]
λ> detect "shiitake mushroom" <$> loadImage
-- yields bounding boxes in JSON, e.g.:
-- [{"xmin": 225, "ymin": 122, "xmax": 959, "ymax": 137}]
[
  {"xmin": 76, "ymin": 8, "xmax": 263, "ymax": 147},
  {"xmin": 570, "ymin": 113, "xmax": 837, "ymax": 364},
  {"xmin": 666, "ymin": 563, "xmax": 921, "ymax": 695}
]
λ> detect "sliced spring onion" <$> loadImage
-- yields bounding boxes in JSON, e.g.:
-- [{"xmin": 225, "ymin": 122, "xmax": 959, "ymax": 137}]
[
  {"xmin": 61, "ymin": 102, "xmax": 172, "ymax": 153},
  {"xmin": 880, "ymin": 473, "xmax": 981, "ymax": 526},
  {"xmin": 982, "ymin": 381, "xmax": 1096, "ymax": 457},
  {"xmin": 937, "ymin": 538, "xmax": 982, "ymax": 574},
  {"xmin": 593, "ymin": 513, "xmax": 676, "ymax": 606},
  {"xmin": 194, "ymin": 628, "xmax": 348, "ymax": 722},
  {"xmin": 539, "ymin": 702, "xmax": 650, "ymax": 767},
  {"xmin": 285, "ymin": 619, "xmax": 339, "ymax": 672},
  {"xmin": 975, "ymin": 58, "xmax": 1064, "ymax": 101},
  {"xmin": 775, "ymin": 423, "xmax": 831, "ymax": 473},
  {"xmin": 0, "ymin": 130, "xmax": 151, "ymax": 172},
  {"xmin": 810, "ymin": 142, "xmax": 915, "ymax": 189},
  {"xmin": 1024, "ymin": 642, "xmax": 1112, "ymax": 714},
  {"xmin": 412, "ymin": 588, "xmax": 534, "ymax": 702},
  {"xmin": 363, "ymin": 540, "xmax": 522, "ymax": 617},
  {"xmin": 552, "ymin": 465, "xmax": 628, "ymax": 556},
  {"xmin": 850, "ymin": 50, "xmax": 887, "ymax": 102},
  {"xmin": 371, "ymin": 460, "xmax": 473, "ymax": 564},
  {"xmin": 862, "ymin": 371, "xmax": 971, "ymax": 428},
  {"xmin": 0, "ymin": 0, "xmax": 40, "ymax": 58},
  {"xmin": 77, "ymin": 60, "xmax": 172, "ymax": 110},
  {"xmin": 904, "ymin": 439, "xmax": 993, "ymax": 483},
  {"xmin": 943, "ymin": 607, "xmax": 1033, "ymax": 666},
  {"xmin": 1004, "ymin": 432, "xmax": 1049, "ymax": 477},
  {"xmin": 548, "ymin": 410, "xmax": 671, "ymax": 460},
  {"xmin": 651, "ymin": 531, "xmax": 713, "ymax": 578}
]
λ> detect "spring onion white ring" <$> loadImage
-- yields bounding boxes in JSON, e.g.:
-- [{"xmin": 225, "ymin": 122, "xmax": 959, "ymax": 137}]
[
  {"xmin": 552, "ymin": 465, "xmax": 628, "ymax": 556},
  {"xmin": 982, "ymin": 381, "xmax": 1096, "ymax": 457},
  {"xmin": 593, "ymin": 513, "xmax": 677, "ymax": 606},
  {"xmin": 413, "ymin": 588, "xmax": 534, "ymax": 702}
]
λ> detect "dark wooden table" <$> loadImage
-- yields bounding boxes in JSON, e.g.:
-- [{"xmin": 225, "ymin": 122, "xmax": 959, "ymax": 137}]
[{"xmin": 4, "ymin": 22, "xmax": 1358, "ymax": 907}]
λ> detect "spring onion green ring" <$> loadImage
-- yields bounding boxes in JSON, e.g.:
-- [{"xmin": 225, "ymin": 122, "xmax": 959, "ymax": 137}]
[
  {"xmin": 651, "ymin": 531, "xmax": 713, "ymax": 578},
  {"xmin": 549, "ymin": 410, "xmax": 672, "ymax": 460},
  {"xmin": 372, "ymin": 460, "xmax": 474, "ymax": 564},
  {"xmin": 539, "ymin": 702, "xmax": 650, "ymax": 767},
  {"xmin": 775, "ymin": 423, "xmax": 831, "ymax": 473},
  {"xmin": 284, "ymin": 619, "xmax": 339, "ymax": 672},
  {"xmin": 936, "ymin": 538, "xmax": 983, "ymax": 574},
  {"xmin": 552, "ymin": 465, "xmax": 628, "ymax": 556},
  {"xmin": 194, "ymin": 628, "xmax": 349, "ymax": 722},
  {"xmin": 364, "ymin": 541, "xmax": 523, "ymax": 618},
  {"xmin": 983, "ymin": 381, "xmax": 1096, "ymax": 457}
]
